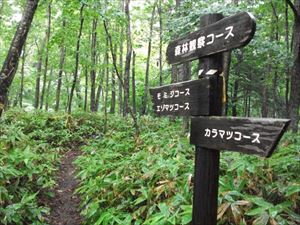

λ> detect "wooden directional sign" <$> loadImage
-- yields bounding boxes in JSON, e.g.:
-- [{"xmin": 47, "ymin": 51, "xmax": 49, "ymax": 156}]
[
  {"xmin": 190, "ymin": 117, "xmax": 290, "ymax": 158},
  {"xmin": 167, "ymin": 12, "xmax": 256, "ymax": 65},
  {"xmin": 150, "ymin": 77, "xmax": 221, "ymax": 117}
]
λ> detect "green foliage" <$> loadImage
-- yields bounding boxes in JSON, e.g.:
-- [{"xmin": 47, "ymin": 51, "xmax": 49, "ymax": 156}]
[
  {"xmin": 75, "ymin": 115, "xmax": 300, "ymax": 224},
  {"xmin": 0, "ymin": 110, "xmax": 299, "ymax": 224},
  {"xmin": 76, "ymin": 116, "xmax": 194, "ymax": 224},
  {"xmin": 0, "ymin": 111, "xmax": 61, "ymax": 224},
  {"xmin": 0, "ymin": 109, "xmax": 104, "ymax": 224}
]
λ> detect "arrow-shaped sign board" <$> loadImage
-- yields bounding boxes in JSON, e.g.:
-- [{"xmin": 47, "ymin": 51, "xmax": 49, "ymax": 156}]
[
  {"xmin": 190, "ymin": 117, "xmax": 290, "ymax": 157},
  {"xmin": 150, "ymin": 77, "xmax": 219, "ymax": 117},
  {"xmin": 167, "ymin": 12, "xmax": 256, "ymax": 65}
]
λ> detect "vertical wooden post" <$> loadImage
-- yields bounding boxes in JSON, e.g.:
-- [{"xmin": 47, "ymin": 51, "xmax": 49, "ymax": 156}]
[{"xmin": 192, "ymin": 13, "xmax": 224, "ymax": 225}]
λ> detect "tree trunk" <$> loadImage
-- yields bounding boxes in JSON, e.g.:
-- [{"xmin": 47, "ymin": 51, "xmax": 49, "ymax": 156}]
[
  {"xmin": 103, "ymin": 20, "xmax": 140, "ymax": 137},
  {"xmin": 232, "ymin": 50, "xmax": 243, "ymax": 116},
  {"xmin": 181, "ymin": 62, "xmax": 191, "ymax": 133},
  {"xmin": 34, "ymin": 41, "xmax": 44, "ymax": 109},
  {"xmin": 222, "ymin": 51, "xmax": 231, "ymax": 116},
  {"xmin": 123, "ymin": 0, "xmax": 132, "ymax": 116},
  {"xmin": 0, "ymin": 0, "xmax": 39, "ymax": 116},
  {"xmin": 84, "ymin": 67, "xmax": 88, "ymax": 111},
  {"xmin": 64, "ymin": 73, "xmax": 71, "ymax": 111},
  {"xmin": 95, "ymin": 66, "xmax": 104, "ymax": 112},
  {"xmin": 19, "ymin": 44, "xmax": 26, "ymax": 108},
  {"xmin": 90, "ymin": 18, "xmax": 98, "ymax": 112},
  {"xmin": 40, "ymin": 2, "xmax": 51, "ymax": 110},
  {"xmin": 118, "ymin": 0, "xmax": 124, "ymax": 114},
  {"xmin": 285, "ymin": 1, "xmax": 290, "ymax": 117},
  {"xmin": 68, "ymin": 4, "xmax": 85, "ymax": 114},
  {"xmin": 132, "ymin": 50, "xmax": 136, "ymax": 115},
  {"xmin": 55, "ymin": 20, "xmax": 66, "ymax": 112},
  {"xmin": 261, "ymin": 85, "xmax": 269, "ymax": 118},
  {"xmin": 45, "ymin": 68, "xmax": 53, "ymax": 111},
  {"xmin": 271, "ymin": 1, "xmax": 280, "ymax": 117},
  {"xmin": 110, "ymin": 44, "xmax": 117, "ymax": 114},
  {"xmin": 104, "ymin": 39, "xmax": 109, "ymax": 133},
  {"xmin": 141, "ymin": 1, "xmax": 157, "ymax": 115},
  {"xmin": 232, "ymin": 80, "xmax": 239, "ymax": 116},
  {"xmin": 75, "ymin": 79, "xmax": 83, "ymax": 109},
  {"xmin": 287, "ymin": 0, "xmax": 300, "ymax": 132},
  {"xmin": 158, "ymin": 0, "xmax": 163, "ymax": 86}
]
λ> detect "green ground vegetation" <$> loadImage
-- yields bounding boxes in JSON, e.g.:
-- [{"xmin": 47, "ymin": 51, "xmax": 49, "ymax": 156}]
[{"xmin": 0, "ymin": 110, "xmax": 299, "ymax": 225}]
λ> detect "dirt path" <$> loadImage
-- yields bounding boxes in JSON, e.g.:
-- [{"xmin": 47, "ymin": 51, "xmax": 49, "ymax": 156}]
[{"xmin": 46, "ymin": 150, "xmax": 83, "ymax": 225}]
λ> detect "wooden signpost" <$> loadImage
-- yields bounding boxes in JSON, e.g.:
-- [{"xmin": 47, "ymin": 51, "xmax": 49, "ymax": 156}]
[
  {"xmin": 150, "ymin": 77, "xmax": 216, "ymax": 116},
  {"xmin": 166, "ymin": 12, "xmax": 256, "ymax": 65},
  {"xmin": 191, "ymin": 117, "xmax": 290, "ymax": 158},
  {"xmin": 150, "ymin": 11, "xmax": 290, "ymax": 225}
]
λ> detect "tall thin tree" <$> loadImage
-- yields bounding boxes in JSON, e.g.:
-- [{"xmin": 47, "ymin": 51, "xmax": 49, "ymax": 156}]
[
  {"xmin": 141, "ymin": 0, "xmax": 157, "ymax": 115},
  {"xmin": 55, "ymin": 20, "xmax": 66, "ymax": 111},
  {"xmin": 19, "ymin": 44, "xmax": 26, "ymax": 108},
  {"xmin": 123, "ymin": 0, "xmax": 132, "ymax": 116},
  {"xmin": 0, "ymin": 0, "xmax": 39, "ymax": 116},
  {"xmin": 40, "ymin": 1, "xmax": 52, "ymax": 110},
  {"xmin": 90, "ymin": 18, "xmax": 98, "ymax": 112},
  {"xmin": 68, "ymin": 4, "xmax": 85, "ymax": 114},
  {"xmin": 132, "ymin": 50, "xmax": 136, "ymax": 115},
  {"xmin": 286, "ymin": 0, "xmax": 300, "ymax": 132}
]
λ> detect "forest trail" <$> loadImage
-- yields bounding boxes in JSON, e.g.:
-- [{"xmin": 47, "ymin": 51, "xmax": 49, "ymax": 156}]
[{"xmin": 46, "ymin": 150, "xmax": 83, "ymax": 225}]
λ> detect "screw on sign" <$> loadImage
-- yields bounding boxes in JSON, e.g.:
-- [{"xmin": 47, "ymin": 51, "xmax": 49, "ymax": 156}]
[{"xmin": 149, "ymin": 12, "xmax": 290, "ymax": 225}]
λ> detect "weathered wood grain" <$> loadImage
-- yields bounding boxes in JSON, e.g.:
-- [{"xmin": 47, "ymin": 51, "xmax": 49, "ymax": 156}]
[
  {"xmin": 167, "ymin": 12, "xmax": 256, "ymax": 65},
  {"xmin": 190, "ymin": 117, "xmax": 290, "ymax": 157},
  {"xmin": 192, "ymin": 13, "xmax": 224, "ymax": 225},
  {"xmin": 149, "ymin": 77, "xmax": 215, "ymax": 117}
]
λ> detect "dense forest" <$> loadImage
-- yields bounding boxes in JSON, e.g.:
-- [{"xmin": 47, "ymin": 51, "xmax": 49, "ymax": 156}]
[{"xmin": 0, "ymin": 0, "xmax": 299, "ymax": 224}]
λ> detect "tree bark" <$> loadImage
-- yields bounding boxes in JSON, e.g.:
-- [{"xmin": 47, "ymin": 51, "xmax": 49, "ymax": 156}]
[
  {"xmin": 34, "ymin": 41, "xmax": 44, "ymax": 109},
  {"xmin": 104, "ymin": 38, "xmax": 109, "ymax": 133},
  {"xmin": 84, "ymin": 67, "xmax": 88, "ymax": 111},
  {"xmin": 261, "ymin": 86, "xmax": 269, "ymax": 118},
  {"xmin": 285, "ymin": 1, "xmax": 290, "ymax": 117},
  {"xmin": 55, "ymin": 20, "xmax": 66, "ymax": 111},
  {"xmin": 0, "ymin": 0, "xmax": 39, "ymax": 116},
  {"xmin": 222, "ymin": 51, "xmax": 231, "ymax": 116},
  {"xmin": 132, "ymin": 50, "xmax": 136, "ymax": 115},
  {"xmin": 288, "ymin": 0, "xmax": 300, "ymax": 132},
  {"xmin": 271, "ymin": 1, "xmax": 280, "ymax": 117},
  {"xmin": 141, "ymin": 0, "xmax": 157, "ymax": 115},
  {"xmin": 123, "ymin": 0, "xmax": 132, "ymax": 116},
  {"xmin": 45, "ymin": 68, "xmax": 53, "ymax": 111},
  {"xmin": 19, "ymin": 44, "xmax": 26, "ymax": 108},
  {"xmin": 90, "ymin": 18, "xmax": 98, "ymax": 112},
  {"xmin": 95, "ymin": 64, "xmax": 104, "ymax": 112},
  {"xmin": 182, "ymin": 62, "xmax": 191, "ymax": 133},
  {"xmin": 110, "ymin": 44, "xmax": 117, "ymax": 114},
  {"xmin": 68, "ymin": 4, "xmax": 85, "ymax": 114},
  {"xmin": 232, "ymin": 50, "xmax": 243, "ymax": 117},
  {"xmin": 118, "ymin": 0, "xmax": 124, "ymax": 115}
]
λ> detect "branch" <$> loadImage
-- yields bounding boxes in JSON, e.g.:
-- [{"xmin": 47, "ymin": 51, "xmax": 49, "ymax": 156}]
[
  {"xmin": 103, "ymin": 20, "xmax": 140, "ymax": 137},
  {"xmin": 286, "ymin": 0, "xmax": 300, "ymax": 20}
]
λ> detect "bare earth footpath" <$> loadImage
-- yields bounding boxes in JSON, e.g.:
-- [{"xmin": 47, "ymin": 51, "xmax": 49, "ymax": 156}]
[{"xmin": 46, "ymin": 150, "xmax": 83, "ymax": 225}]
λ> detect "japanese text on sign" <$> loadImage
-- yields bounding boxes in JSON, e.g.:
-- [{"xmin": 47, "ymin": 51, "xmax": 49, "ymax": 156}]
[
  {"xmin": 156, "ymin": 103, "xmax": 190, "ymax": 112},
  {"xmin": 204, "ymin": 128, "xmax": 260, "ymax": 144},
  {"xmin": 174, "ymin": 26, "xmax": 234, "ymax": 56},
  {"xmin": 156, "ymin": 88, "xmax": 190, "ymax": 100}
]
